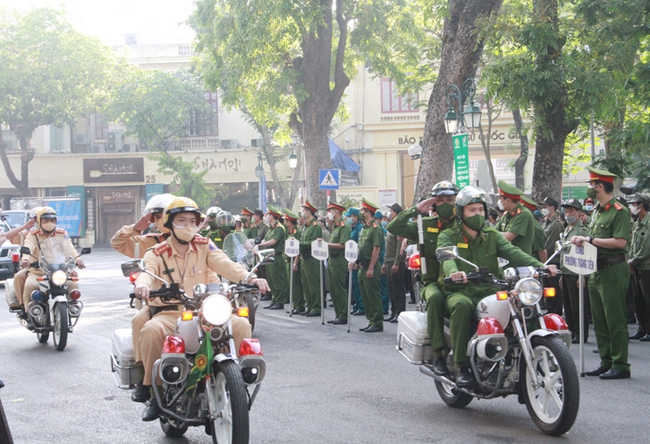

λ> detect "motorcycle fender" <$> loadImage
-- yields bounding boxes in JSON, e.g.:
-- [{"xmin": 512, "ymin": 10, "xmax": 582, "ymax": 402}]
[
  {"xmin": 527, "ymin": 329, "xmax": 571, "ymax": 349},
  {"xmin": 48, "ymin": 296, "xmax": 68, "ymax": 323},
  {"xmin": 214, "ymin": 353, "xmax": 236, "ymax": 364}
]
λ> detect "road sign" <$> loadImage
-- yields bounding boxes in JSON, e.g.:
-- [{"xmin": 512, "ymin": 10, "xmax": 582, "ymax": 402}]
[
  {"xmin": 311, "ymin": 239, "xmax": 329, "ymax": 261},
  {"xmin": 319, "ymin": 169, "xmax": 340, "ymax": 190},
  {"xmin": 452, "ymin": 133, "xmax": 470, "ymax": 188},
  {"xmin": 562, "ymin": 242, "xmax": 597, "ymax": 275},
  {"xmin": 285, "ymin": 237, "xmax": 300, "ymax": 258},
  {"xmin": 344, "ymin": 240, "xmax": 358, "ymax": 263}
]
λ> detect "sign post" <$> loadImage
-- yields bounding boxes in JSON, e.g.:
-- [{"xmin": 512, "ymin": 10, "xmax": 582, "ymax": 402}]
[
  {"xmin": 311, "ymin": 239, "xmax": 329, "ymax": 325},
  {"xmin": 344, "ymin": 240, "xmax": 359, "ymax": 333},
  {"xmin": 452, "ymin": 133, "xmax": 470, "ymax": 188},
  {"xmin": 284, "ymin": 237, "xmax": 300, "ymax": 317},
  {"xmin": 562, "ymin": 242, "xmax": 597, "ymax": 376}
]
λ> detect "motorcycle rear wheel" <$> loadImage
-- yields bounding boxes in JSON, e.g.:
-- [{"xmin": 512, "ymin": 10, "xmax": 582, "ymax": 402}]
[
  {"xmin": 160, "ymin": 418, "xmax": 188, "ymax": 438},
  {"xmin": 53, "ymin": 303, "xmax": 69, "ymax": 351},
  {"xmin": 36, "ymin": 331, "xmax": 49, "ymax": 343},
  {"xmin": 207, "ymin": 361, "xmax": 249, "ymax": 444},
  {"xmin": 523, "ymin": 336, "xmax": 579, "ymax": 436},
  {"xmin": 434, "ymin": 380, "xmax": 473, "ymax": 408}
]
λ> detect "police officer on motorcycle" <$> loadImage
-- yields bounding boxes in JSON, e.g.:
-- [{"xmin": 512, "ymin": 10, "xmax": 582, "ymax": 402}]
[{"xmin": 437, "ymin": 186, "xmax": 557, "ymax": 386}]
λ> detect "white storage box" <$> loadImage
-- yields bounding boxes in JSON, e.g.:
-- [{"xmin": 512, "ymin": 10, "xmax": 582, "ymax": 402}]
[
  {"xmin": 4, "ymin": 279, "xmax": 19, "ymax": 309},
  {"xmin": 110, "ymin": 328, "xmax": 140, "ymax": 389},
  {"xmin": 396, "ymin": 311, "xmax": 432, "ymax": 364}
]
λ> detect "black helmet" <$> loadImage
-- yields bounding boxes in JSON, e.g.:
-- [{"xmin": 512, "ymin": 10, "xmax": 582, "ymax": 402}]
[{"xmin": 431, "ymin": 181, "xmax": 460, "ymax": 197}]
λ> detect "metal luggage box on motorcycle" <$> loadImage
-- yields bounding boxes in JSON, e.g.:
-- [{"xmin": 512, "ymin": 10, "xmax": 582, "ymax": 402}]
[
  {"xmin": 396, "ymin": 311, "xmax": 432, "ymax": 364},
  {"xmin": 110, "ymin": 328, "xmax": 139, "ymax": 388}
]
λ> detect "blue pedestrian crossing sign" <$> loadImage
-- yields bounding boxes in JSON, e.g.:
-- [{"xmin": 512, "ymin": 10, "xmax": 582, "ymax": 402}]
[{"xmin": 319, "ymin": 169, "xmax": 340, "ymax": 190}]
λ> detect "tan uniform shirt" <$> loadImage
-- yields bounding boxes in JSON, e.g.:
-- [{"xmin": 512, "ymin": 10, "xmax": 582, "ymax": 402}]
[{"xmin": 22, "ymin": 229, "xmax": 78, "ymax": 275}]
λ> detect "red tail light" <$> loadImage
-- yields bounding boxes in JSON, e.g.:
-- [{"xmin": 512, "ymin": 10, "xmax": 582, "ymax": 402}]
[
  {"xmin": 70, "ymin": 290, "xmax": 81, "ymax": 300},
  {"xmin": 407, "ymin": 252, "xmax": 421, "ymax": 271},
  {"xmin": 477, "ymin": 317, "xmax": 505, "ymax": 336},
  {"xmin": 239, "ymin": 338, "xmax": 263, "ymax": 356},
  {"xmin": 543, "ymin": 313, "xmax": 568, "ymax": 331},
  {"xmin": 11, "ymin": 252, "xmax": 20, "ymax": 263},
  {"xmin": 162, "ymin": 335, "xmax": 185, "ymax": 354}
]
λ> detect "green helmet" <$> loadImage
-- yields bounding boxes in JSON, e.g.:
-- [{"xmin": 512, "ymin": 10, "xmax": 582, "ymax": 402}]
[
  {"xmin": 431, "ymin": 181, "xmax": 460, "ymax": 197},
  {"xmin": 455, "ymin": 186, "xmax": 488, "ymax": 219}
]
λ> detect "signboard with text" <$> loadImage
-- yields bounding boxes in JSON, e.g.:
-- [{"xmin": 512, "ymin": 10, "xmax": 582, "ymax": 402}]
[
  {"xmin": 452, "ymin": 133, "xmax": 470, "ymax": 188},
  {"xmin": 83, "ymin": 158, "xmax": 144, "ymax": 183},
  {"xmin": 562, "ymin": 242, "xmax": 597, "ymax": 275}
]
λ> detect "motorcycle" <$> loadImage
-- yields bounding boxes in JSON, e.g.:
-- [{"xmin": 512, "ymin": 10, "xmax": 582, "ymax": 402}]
[
  {"xmin": 397, "ymin": 241, "xmax": 579, "ymax": 436},
  {"xmin": 111, "ymin": 259, "xmax": 267, "ymax": 443},
  {"xmin": 0, "ymin": 379, "xmax": 14, "ymax": 444},
  {"xmin": 222, "ymin": 232, "xmax": 275, "ymax": 331},
  {"xmin": 10, "ymin": 238, "xmax": 90, "ymax": 351}
]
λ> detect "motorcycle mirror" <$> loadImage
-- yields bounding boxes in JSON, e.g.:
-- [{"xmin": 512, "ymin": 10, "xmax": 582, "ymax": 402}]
[
  {"xmin": 121, "ymin": 260, "xmax": 145, "ymax": 277},
  {"xmin": 20, "ymin": 246, "xmax": 31, "ymax": 256},
  {"xmin": 80, "ymin": 247, "xmax": 92, "ymax": 255},
  {"xmin": 436, "ymin": 246, "xmax": 459, "ymax": 262},
  {"xmin": 555, "ymin": 240, "xmax": 571, "ymax": 253}
]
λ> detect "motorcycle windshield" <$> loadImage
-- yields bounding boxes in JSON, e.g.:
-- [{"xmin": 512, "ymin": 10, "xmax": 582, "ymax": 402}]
[
  {"xmin": 222, "ymin": 232, "xmax": 254, "ymax": 267},
  {"xmin": 39, "ymin": 237, "xmax": 75, "ymax": 273}
]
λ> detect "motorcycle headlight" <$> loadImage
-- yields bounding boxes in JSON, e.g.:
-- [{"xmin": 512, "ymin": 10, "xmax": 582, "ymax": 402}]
[
  {"xmin": 52, "ymin": 270, "xmax": 67, "ymax": 286},
  {"xmin": 513, "ymin": 277, "xmax": 543, "ymax": 306},
  {"xmin": 202, "ymin": 295, "xmax": 232, "ymax": 326}
]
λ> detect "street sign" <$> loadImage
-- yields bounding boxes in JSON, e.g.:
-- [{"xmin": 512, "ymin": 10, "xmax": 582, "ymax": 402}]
[
  {"xmin": 344, "ymin": 240, "xmax": 358, "ymax": 263},
  {"xmin": 319, "ymin": 169, "xmax": 340, "ymax": 190},
  {"xmin": 311, "ymin": 239, "xmax": 329, "ymax": 261},
  {"xmin": 452, "ymin": 133, "xmax": 470, "ymax": 188},
  {"xmin": 285, "ymin": 237, "xmax": 300, "ymax": 258},
  {"xmin": 562, "ymin": 242, "xmax": 597, "ymax": 275}
]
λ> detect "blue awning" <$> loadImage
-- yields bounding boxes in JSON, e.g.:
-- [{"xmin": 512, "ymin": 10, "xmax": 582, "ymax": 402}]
[{"xmin": 329, "ymin": 138, "xmax": 360, "ymax": 173}]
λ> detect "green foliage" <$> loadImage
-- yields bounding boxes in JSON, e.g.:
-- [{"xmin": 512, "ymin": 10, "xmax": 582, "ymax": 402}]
[
  {"xmin": 151, "ymin": 154, "xmax": 215, "ymax": 209},
  {"xmin": 338, "ymin": 194, "xmax": 361, "ymax": 210},
  {"xmin": 562, "ymin": 131, "xmax": 592, "ymax": 176}
]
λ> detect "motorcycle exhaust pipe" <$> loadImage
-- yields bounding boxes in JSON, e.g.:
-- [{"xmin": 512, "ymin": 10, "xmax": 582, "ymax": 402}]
[
  {"xmin": 419, "ymin": 365, "xmax": 459, "ymax": 390},
  {"xmin": 69, "ymin": 302, "xmax": 83, "ymax": 317},
  {"xmin": 29, "ymin": 303, "xmax": 45, "ymax": 318}
]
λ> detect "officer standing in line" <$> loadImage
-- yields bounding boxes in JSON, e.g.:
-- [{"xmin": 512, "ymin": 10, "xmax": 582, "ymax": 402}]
[
  {"xmin": 284, "ymin": 209, "xmax": 306, "ymax": 313},
  {"xmin": 299, "ymin": 200, "xmax": 323, "ymax": 317},
  {"xmin": 572, "ymin": 166, "xmax": 631, "ymax": 380},
  {"xmin": 495, "ymin": 181, "xmax": 536, "ymax": 255},
  {"xmin": 323, "ymin": 201, "xmax": 351, "ymax": 324},
  {"xmin": 383, "ymin": 203, "xmax": 406, "ymax": 322},
  {"xmin": 387, "ymin": 181, "xmax": 459, "ymax": 374},
  {"xmin": 559, "ymin": 199, "xmax": 590, "ymax": 343},
  {"xmin": 520, "ymin": 196, "xmax": 548, "ymax": 262},
  {"xmin": 345, "ymin": 207, "xmax": 364, "ymax": 316},
  {"xmin": 258, "ymin": 205, "xmax": 287, "ymax": 310},
  {"xmin": 240, "ymin": 207, "xmax": 255, "ymax": 237},
  {"xmin": 541, "ymin": 197, "xmax": 564, "ymax": 315},
  {"xmin": 374, "ymin": 210, "xmax": 390, "ymax": 316},
  {"xmin": 627, "ymin": 193, "xmax": 650, "ymax": 341},
  {"xmin": 349, "ymin": 198, "xmax": 384, "ymax": 333}
]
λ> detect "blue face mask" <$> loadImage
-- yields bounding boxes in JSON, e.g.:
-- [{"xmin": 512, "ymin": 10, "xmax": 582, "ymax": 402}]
[
  {"xmin": 381, "ymin": 220, "xmax": 388, "ymax": 228},
  {"xmin": 346, "ymin": 217, "xmax": 353, "ymax": 225}
]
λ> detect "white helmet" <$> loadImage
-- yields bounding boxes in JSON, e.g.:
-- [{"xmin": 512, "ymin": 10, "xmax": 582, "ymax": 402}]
[
  {"xmin": 144, "ymin": 194, "xmax": 176, "ymax": 215},
  {"xmin": 206, "ymin": 206, "xmax": 222, "ymax": 218}
]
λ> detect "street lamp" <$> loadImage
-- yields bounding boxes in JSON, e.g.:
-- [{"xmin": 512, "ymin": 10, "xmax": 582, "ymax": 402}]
[
  {"xmin": 255, "ymin": 152, "xmax": 266, "ymax": 211},
  {"xmin": 444, "ymin": 78, "xmax": 482, "ymax": 134},
  {"xmin": 254, "ymin": 152, "xmax": 265, "ymax": 179},
  {"xmin": 288, "ymin": 148, "xmax": 298, "ymax": 169}
]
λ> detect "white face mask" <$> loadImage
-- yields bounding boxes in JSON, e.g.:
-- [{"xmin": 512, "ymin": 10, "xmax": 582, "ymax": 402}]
[
  {"xmin": 172, "ymin": 223, "xmax": 197, "ymax": 243},
  {"xmin": 301, "ymin": 211, "xmax": 310, "ymax": 219},
  {"xmin": 326, "ymin": 212, "xmax": 334, "ymax": 221},
  {"xmin": 565, "ymin": 215, "xmax": 578, "ymax": 225},
  {"xmin": 630, "ymin": 205, "xmax": 641, "ymax": 216},
  {"xmin": 497, "ymin": 200, "xmax": 505, "ymax": 211},
  {"xmin": 41, "ymin": 221, "xmax": 56, "ymax": 232},
  {"xmin": 541, "ymin": 209, "xmax": 550, "ymax": 217}
]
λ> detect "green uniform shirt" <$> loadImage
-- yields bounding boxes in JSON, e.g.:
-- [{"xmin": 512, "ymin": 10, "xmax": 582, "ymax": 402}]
[
  {"xmin": 387, "ymin": 206, "xmax": 456, "ymax": 282},
  {"xmin": 299, "ymin": 219, "xmax": 322, "ymax": 257},
  {"xmin": 588, "ymin": 198, "xmax": 630, "ymax": 257},
  {"xmin": 437, "ymin": 225, "xmax": 544, "ymax": 298},
  {"xmin": 384, "ymin": 230, "xmax": 405, "ymax": 264},
  {"xmin": 560, "ymin": 222, "xmax": 589, "ymax": 275},
  {"xmin": 629, "ymin": 213, "xmax": 650, "ymax": 270},
  {"xmin": 328, "ymin": 221, "xmax": 351, "ymax": 257},
  {"xmin": 496, "ymin": 202, "xmax": 536, "ymax": 255},
  {"xmin": 542, "ymin": 213, "xmax": 564, "ymax": 263},
  {"xmin": 532, "ymin": 223, "xmax": 547, "ymax": 261},
  {"xmin": 252, "ymin": 222, "xmax": 269, "ymax": 241},
  {"xmin": 358, "ymin": 221, "xmax": 383, "ymax": 263},
  {"xmin": 265, "ymin": 222, "xmax": 286, "ymax": 256}
]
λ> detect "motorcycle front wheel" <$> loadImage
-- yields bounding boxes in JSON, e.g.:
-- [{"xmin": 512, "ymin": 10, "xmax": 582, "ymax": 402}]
[
  {"xmin": 523, "ymin": 336, "xmax": 579, "ymax": 436},
  {"xmin": 53, "ymin": 302, "xmax": 69, "ymax": 351},
  {"xmin": 207, "ymin": 361, "xmax": 249, "ymax": 444},
  {"xmin": 36, "ymin": 331, "xmax": 49, "ymax": 343}
]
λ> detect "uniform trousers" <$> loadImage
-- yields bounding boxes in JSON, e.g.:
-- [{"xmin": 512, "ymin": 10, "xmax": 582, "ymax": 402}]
[
  {"xmin": 351, "ymin": 270, "xmax": 364, "ymax": 312},
  {"xmin": 12, "ymin": 268, "xmax": 28, "ymax": 308},
  {"xmin": 422, "ymin": 282, "xmax": 447, "ymax": 353},
  {"xmin": 632, "ymin": 269, "xmax": 650, "ymax": 334},
  {"xmin": 327, "ymin": 255, "xmax": 348, "ymax": 319},
  {"xmin": 140, "ymin": 310, "xmax": 251, "ymax": 386},
  {"xmin": 385, "ymin": 261, "xmax": 406, "ymax": 317},
  {"xmin": 301, "ymin": 257, "xmax": 321, "ymax": 313},
  {"xmin": 358, "ymin": 263, "xmax": 382, "ymax": 327},
  {"xmin": 561, "ymin": 274, "xmax": 589, "ymax": 341},
  {"xmin": 589, "ymin": 262, "xmax": 630, "ymax": 372},
  {"xmin": 132, "ymin": 307, "xmax": 151, "ymax": 363},
  {"xmin": 267, "ymin": 255, "xmax": 288, "ymax": 306},
  {"xmin": 445, "ymin": 290, "xmax": 488, "ymax": 366},
  {"xmin": 287, "ymin": 259, "xmax": 304, "ymax": 308}
]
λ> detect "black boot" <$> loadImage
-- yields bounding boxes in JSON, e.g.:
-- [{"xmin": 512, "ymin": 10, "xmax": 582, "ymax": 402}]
[
  {"xmin": 432, "ymin": 357, "xmax": 449, "ymax": 376},
  {"xmin": 142, "ymin": 396, "xmax": 161, "ymax": 422},
  {"xmin": 131, "ymin": 382, "xmax": 150, "ymax": 403},
  {"xmin": 456, "ymin": 366, "xmax": 475, "ymax": 387}
]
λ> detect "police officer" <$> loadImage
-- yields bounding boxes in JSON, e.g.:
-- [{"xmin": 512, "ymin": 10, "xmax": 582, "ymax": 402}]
[
  {"xmin": 3, "ymin": 208, "xmax": 37, "ymax": 310},
  {"xmin": 250, "ymin": 209, "xmax": 269, "ymax": 242},
  {"xmin": 199, "ymin": 207, "xmax": 235, "ymax": 250},
  {"xmin": 240, "ymin": 207, "xmax": 255, "ymax": 237},
  {"xmin": 437, "ymin": 186, "xmax": 556, "ymax": 386},
  {"xmin": 495, "ymin": 181, "xmax": 536, "ymax": 255},
  {"xmin": 323, "ymin": 201, "xmax": 351, "ymax": 324},
  {"xmin": 383, "ymin": 203, "xmax": 406, "ymax": 322},
  {"xmin": 572, "ymin": 166, "xmax": 631, "ymax": 380},
  {"xmin": 627, "ymin": 193, "xmax": 650, "ymax": 341},
  {"xmin": 258, "ymin": 205, "xmax": 287, "ymax": 310},
  {"xmin": 284, "ymin": 209, "xmax": 306, "ymax": 313},
  {"xmin": 133, "ymin": 197, "xmax": 269, "ymax": 421},
  {"xmin": 299, "ymin": 200, "xmax": 323, "ymax": 316},
  {"xmin": 374, "ymin": 210, "xmax": 389, "ymax": 315},
  {"xmin": 520, "ymin": 196, "xmax": 548, "ymax": 262},
  {"xmin": 348, "ymin": 198, "xmax": 384, "ymax": 332},
  {"xmin": 541, "ymin": 197, "xmax": 564, "ymax": 315},
  {"xmin": 345, "ymin": 207, "xmax": 364, "ymax": 316},
  {"xmin": 560, "ymin": 199, "xmax": 590, "ymax": 343},
  {"xmin": 387, "ymin": 181, "xmax": 459, "ymax": 373}
]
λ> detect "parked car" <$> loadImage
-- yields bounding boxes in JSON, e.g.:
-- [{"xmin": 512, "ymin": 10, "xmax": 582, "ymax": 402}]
[
  {"xmin": 0, "ymin": 210, "xmax": 30, "ymax": 229},
  {"xmin": 0, "ymin": 218, "xmax": 20, "ymax": 284}
]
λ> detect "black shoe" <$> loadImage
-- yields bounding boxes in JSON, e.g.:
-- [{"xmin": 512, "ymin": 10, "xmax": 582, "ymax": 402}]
[
  {"xmin": 639, "ymin": 334, "xmax": 650, "ymax": 342},
  {"xmin": 263, "ymin": 304, "xmax": 273, "ymax": 309},
  {"xmin": 305, "ymin": 311, "xmax": 320, "ymax": 317},
  {"xmin": 599, "ymin": 368, "xmax": 631, "ymax": 380},
  {"xmin": 390, "ymin": 318, "xmax": 398, "ymax": 324},
  {"xmin": 571, "ymin": 338, "xmax": 580, "ymax": 344},
  {"xmin": 270, "ymin": 303, "xmax": 284, "ymax": 310},
  {"xmin": 142, "ymin": 398, "xmax": 160, "ymax": 422},
  {"xmin": 629, "ymin": 331, "xmax": 645, "ymax": 340},
  {"xmin": 359, "ymin": 324, "xmax": 371, "ymax": 332},
  {"xmin": 456, "ymin": 366, "xmax": 475, "ymax": 387},
  {"xmin": 383, "ymin": 316, "xmax": 395, "ymax": 322},
  {"xmin": 408, "ymin": 301, "xmax": 416, "ymax": 305},
  {"xmin": 290, "ymin": 309, "xmax": 301, "ymax": 315},
  {"xmin": 432, "ymin": 357, "xmax": 449, "ymax": 376},
  {"xmin": 299, "ymin": 310, "xmax": 308, "ymax": 315},
  {"xmin": 131, "ymin": 383, "xmax": 150, "ymax": 403},
  {"xmin": 364, "ymin": 325, "xmax": 383, "ymax": 333},
  {"xmin": 330, "ymin": 317, "xmax": 347, "ymax": 325},
  {"xmin": 352, "ymin": 311, "xmax": 366, "ymax": 316},
  {"xmin": 585, "ymin": 365, "xmax": 611, "ymax": 376},
  {"xmin": 260, "ymin": 294, "xmax": 272, "ymax": 301}
]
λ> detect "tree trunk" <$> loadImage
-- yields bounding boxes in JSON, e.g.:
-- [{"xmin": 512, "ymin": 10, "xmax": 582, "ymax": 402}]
[
  {"xmin": 512, "ymin": 108, "xmax": 529, "ymax": 191},
  {"xmin": 0, "ymin": 129, "xmax": 32, "ymax": 197},
  {"xmin": 260, "ymin": 127, "xmax": 288, "ymax": 209},
  {"xmin": 416, "ymin": 0, "xmax": 504, "ymax": 204}
]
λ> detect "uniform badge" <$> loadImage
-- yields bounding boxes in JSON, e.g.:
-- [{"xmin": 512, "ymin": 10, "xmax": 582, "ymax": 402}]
[
  {"xmin": 427, "ymin": 227, "xmax": 439, "ymax": 233},
  {"xmin": 457, "ymin": 243, "xmax": 468, "ymax": 249}
]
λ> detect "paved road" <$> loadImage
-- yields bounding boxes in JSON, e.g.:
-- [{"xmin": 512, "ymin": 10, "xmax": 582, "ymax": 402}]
[{"xmin": 1, "ymin": 248, "xmax": 649, "ymax": 443}]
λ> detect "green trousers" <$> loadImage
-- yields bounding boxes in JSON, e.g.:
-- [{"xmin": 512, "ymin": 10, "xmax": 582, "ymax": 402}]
[
  {"xmin": 301, "ymin": 257, "xmax": 321, "ymax": 313},
  {"xmin": 327, "ymin": 255, "xmax": 348, "ymax": 319},
  {"xmin": 421, "ymin": 282, "xmax": 447, "ymax": 353},
  {"xmin": 359, "ymin": 263, "xmax": 383, "ymax": 327},
  {"xmin": 589, "ymin": 261, "xmax": 630, "ymax": 371},
  {"xmin": 445, "ymin": 290, "xmax": 490, "ymax": 366},
  {"xmin": 267, "ymin": 255, "xmax": 287, "ymax": 305},
  {"xmin": 286, "ymin": 259, "xmax": 304, "ymax": 308}
]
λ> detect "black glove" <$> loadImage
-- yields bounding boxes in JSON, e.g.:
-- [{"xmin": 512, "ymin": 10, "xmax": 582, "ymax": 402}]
[{"xmin": 254, "ymin": 237, "xmax": 261, "ymax": 245}]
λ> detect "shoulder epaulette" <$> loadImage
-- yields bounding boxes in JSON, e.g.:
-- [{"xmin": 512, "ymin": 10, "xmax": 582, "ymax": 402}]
[
  {"xmin": 516, "ymin": 208, "xmax": 521, "ymax": 215},
  {"xmin": 339, "ymin": 221, "xmax": 345, "ymax": 227},
  {"xmin": 372, "ymin": 222, "xmax": 377, "ymax": 228},
  {"xmin": 55, "ymin": 228, "xmax": 66, "ymax": 234},
  {"xmin": 153, "ymin": 243, "xmax": 172, "ymax": 257},
  {"xmin": 193, "ymin": 235, "xmax": 209, "ymax": 244},
  {"xmin": 613, "ymin": 202, "xmax": 623, "ymax": 211}
]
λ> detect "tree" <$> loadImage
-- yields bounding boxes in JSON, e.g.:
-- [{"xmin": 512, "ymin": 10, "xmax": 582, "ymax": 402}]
[
  {"xmin": 104, "ymin": 69, "xmax": 217, "ymax": 208},
  {"xmin": 0, "ymin": 8, "xmax": 117, "ymax": 196}
]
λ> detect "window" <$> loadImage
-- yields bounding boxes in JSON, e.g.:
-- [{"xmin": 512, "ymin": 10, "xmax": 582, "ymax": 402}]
[
  {"xmin": 188, "ymin": 92, "xmax": 219, "ymax": 136},
  {"xmin": 94, "ymin": 114, "xmax": 108, "ymax": 139},
  {"xmin": 381, "ymin": 78, "xmax": 418, "ymax": 113}
]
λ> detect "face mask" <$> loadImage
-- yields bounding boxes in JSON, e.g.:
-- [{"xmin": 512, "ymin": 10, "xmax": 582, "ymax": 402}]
[
  {"xmin": 584, "ymin": 204, "xmax": 593, "ymax": 211},
  {"xmin": 41, "ymin": 221, "xmax": 56, "ymax": 232},
  {"xmin": 541, "ymin": 209, "xmax": 550, "ymax": 217},
  {"xmin": 630, "ymin": 205, "xmax": 641, "ymax": 216},
  {"xmin": 264, "ymin": 216, "xmax": 270, "ymax": 224},
  {"xmin": 301, "ymin": 211, "xmax": 310, "ymax": 219},
  {"xmin": 326, "ymin": 213, "xmax": 334, "ymax": 221},
  {"xmin": 586, "ymin": 186, "xmax": 597, "ymax": 199},
  {"xmin": 209, "ymin": 221, "xmax": 218, "ymax": 230},
  {"xmin": 346, "ymin": 217, "xmax": 353, "ymax": 225},
  {"xmin": 565, "ymin": 215, "xmax": 578, "ymax": 225},
  {"xmin": 241, "ymin": 217, "xmax": 248, "ymax": 224},
  {"xmin": 172, "ymin": 223, "xmax": 197, "ymax": 243},
  {"xmin": 436, "ymin": 202, "xmax": 455, "ymax": 220},
  {"xmin": 464, "ymin": 214, "xmax": 485, "ymax": 232},
  {"xmin": 497, "ymin": 200, "xmax": 505, "ymax": 211},
  {"xmin": 381, "ymin": 220, "xmax": 388, "ymax": 228}
]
